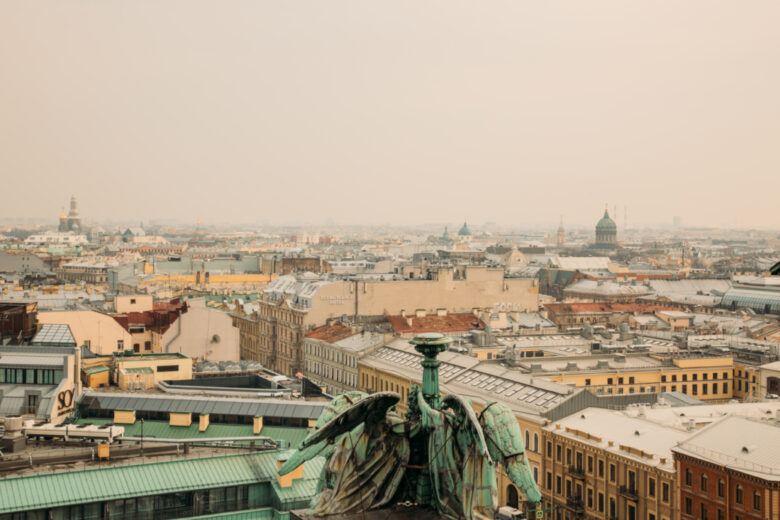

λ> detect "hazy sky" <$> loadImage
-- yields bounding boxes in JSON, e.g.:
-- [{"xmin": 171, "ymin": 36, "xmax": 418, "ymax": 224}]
[{"xmin": 1, "ymin": 1, "xmax": 779, "ymax": 228}]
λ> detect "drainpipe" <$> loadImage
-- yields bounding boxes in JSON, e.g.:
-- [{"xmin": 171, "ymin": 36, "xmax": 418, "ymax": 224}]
[{"xmin": 164, "ymin": 310, "xmax": 183, "ymax": 353}]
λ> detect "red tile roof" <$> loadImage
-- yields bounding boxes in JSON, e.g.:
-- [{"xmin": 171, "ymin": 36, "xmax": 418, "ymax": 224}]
[
  {"xmin": 387, "ymin": 313, "xmax": 484, "ymax": 334},
  {"xmin": 112, "ymin": 299, "xmax": 187, "ymax": 335},
  {"xmin": 305, "ymin": 324, "xmax": 357, "ymax": 343}
]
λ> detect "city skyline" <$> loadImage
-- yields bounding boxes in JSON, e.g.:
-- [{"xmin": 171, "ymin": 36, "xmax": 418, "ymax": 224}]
[{"xmin": 2, "ymin": 1, "xmax": 779, "ymax": 228}]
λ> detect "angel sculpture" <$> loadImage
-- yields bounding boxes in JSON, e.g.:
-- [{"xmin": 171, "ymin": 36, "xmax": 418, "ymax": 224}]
[{"xmin": 278, "ymin": 333, "xmax": 541, "ymax": 519}]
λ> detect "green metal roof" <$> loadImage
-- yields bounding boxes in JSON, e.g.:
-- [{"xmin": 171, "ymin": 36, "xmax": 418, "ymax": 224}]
[
  {"xmin": 258, "ymin": 426, "xmax": 309, "ymax": 449},
  {"xmin": 124, "ymin": 367, "xmax": 154, "ymax": 374},
  {"xmin": 0, "ymin": 450, "xmax": 323, "ymax": 514},
  {"xmin": 74, "ymin": 419, "xmax": 308, "ymax": 447},
  {"xmin": 596, "ymin": 209, "xmax": 617, "ymax": 230},
  {"xmin": 83, "ymin": 365, "xmax": 109, "ymax": 374}
]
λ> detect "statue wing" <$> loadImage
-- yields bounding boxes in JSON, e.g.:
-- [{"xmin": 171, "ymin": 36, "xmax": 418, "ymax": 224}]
[
  {"xmin": 478, "ymin": 401, "xmax": 541, "ymax": 504},
  {"xmin": 301, "ymin": 391, "xmax": 400, "ymax": 448},
  {"xmin": 441, "ymin": 393, "xmax": 491, "ymax": 459},
  {"xmin": 278, "ymin": 390, "xmax": 367, "ymax": 475}
]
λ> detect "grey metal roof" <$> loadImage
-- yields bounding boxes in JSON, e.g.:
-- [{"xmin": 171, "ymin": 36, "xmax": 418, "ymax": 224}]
[{"xmin": 80, "ymin": 392, "xmax": 326, "ymax": 420}]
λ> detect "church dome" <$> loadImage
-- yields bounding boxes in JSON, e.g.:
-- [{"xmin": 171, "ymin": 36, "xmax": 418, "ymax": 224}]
[
  {"xmin": 596, "ymin": 210, "xmax": 616, "ymax": 231},
  {"xmin": 458, "ymin": 222, "xmax": 471, "ymax": 236}
]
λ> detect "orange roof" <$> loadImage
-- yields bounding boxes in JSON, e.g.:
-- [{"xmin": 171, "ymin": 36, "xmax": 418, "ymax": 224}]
[
  {"xmin": 387, "ymin": 313, "xmax": 484, "ymax": 334},
  {"xmin": 544, "ymin": 302, "xmax": 676, "ymax": 314},
  {"xmin": 305, "ymin": 324, "xmax": 357, "ymax": 343}
]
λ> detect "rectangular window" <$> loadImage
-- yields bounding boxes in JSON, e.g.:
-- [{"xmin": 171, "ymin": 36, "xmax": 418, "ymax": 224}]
[
  {"xmin": 685, "ymin": 469, "xmax": 692, "ymax": 486},
  {"xmin": 717, "ymin": 479, "xmax": 725, "ymax": 498},
  {"xmin": 547, "ymin": 441, "xmax": 552, "ymax": 458},
  {"xmin": 546, "ymin": 472, "xmax": 552, "ymax": 490},
  {"xmin": 701, "ymin": 503, "xmax": 708, "ymax": 520},
  {"xmin": 556, "ymin": 476, "xmax": 561, "ymax": 494},
  {"xmin": 609, "ymin": 464, "xmax": 616, "ymax": 482},
  {"xmin": 701, "ymin": 474, "xmax": 708, "ymax": 492},
  {"xmin": 598, "ymin": 460, "xmax": 604, "ymax": 478},
  {"xmin": 685, "ymin": 497, "xmax": 692, "ymax": 515},
  {"xmin": 649, "ymin": 477, "xmax": 656, "ymax": 497},
  {"xmin": 157, "ymin": 365, "xmax": 179, "ymax": 372},
  {"xmin": 662, "ymin": 483, "xmax": 670, "ymax": 503},
  {"xmin": 598, "ymin": 492, "xmax": 604, "ymax": 512},
  {"xmin": 587, "ymin": 456, "xmax": 593, "ymax": 474},
  {"xmin": 753, "ymin": 491, "xmax": 761, "ymax": 511}
]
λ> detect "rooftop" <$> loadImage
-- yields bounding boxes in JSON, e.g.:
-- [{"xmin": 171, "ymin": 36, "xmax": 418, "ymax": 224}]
[
  {"xmin": 387, "ymin": 312, "xmax": 484, "ymax": 334},
  {"xmin": 673, "ymin": 416, "xmax": 780, "ymax": 480},
  {"xmin": 79, "ymin": 391, "xmax": 327, "ymax": 420},
  {"xmin": 30, "ymin": 324, "xmax": 77, "ymax": 347},
  {"xmin": 0, "ymin": 449, "xmax": 324, "ymax": 515},
  {"xmin": 550, "ymin": 407, "xmax": 688, "ymax": 471}
]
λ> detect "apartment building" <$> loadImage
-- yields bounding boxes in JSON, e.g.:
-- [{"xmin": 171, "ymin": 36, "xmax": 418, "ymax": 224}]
[
  {"xmin": 673, "ymin": 416, "xmax": 780, "ymax": 520},
  {"xmin": 303, "ymin": 324, "xmax": 385, "ymax": 395},
  {"xmin": 235, "ymin": 266, "xmax": 538, "ymax": 375},
  {"xmin": 543, "ymin": 407, "xmax": 682, "ymax": 520},
  {"xmin": 533, "ymin": 354, "xmax": 735, "ymax": 402}
]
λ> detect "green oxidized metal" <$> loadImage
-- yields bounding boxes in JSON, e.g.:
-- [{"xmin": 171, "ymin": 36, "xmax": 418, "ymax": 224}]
[
  {"xmin": 410, "ymin": 332, "xmax": 451, "ymax": 410},
  {"xmin": 279, "ymin": 333, "xmax": 542, "ymax": 519}
]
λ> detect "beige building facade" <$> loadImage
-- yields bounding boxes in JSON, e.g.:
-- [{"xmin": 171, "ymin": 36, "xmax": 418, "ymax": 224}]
[
  {"xmin": 38, "ymin": 310, "xmax": 134, "ymax": 354},
  {"xmin": 236, "ymin": 268, "xmax": 538, "ymax": 375}
]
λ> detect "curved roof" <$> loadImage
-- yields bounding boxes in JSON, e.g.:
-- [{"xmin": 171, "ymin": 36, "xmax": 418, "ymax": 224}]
[
  {"xmin": 596, "ymin": 210, "xmax": 616, "ymax": 230},
  {"xmin": 458, "ymin": 221, "xmax": 471, "ymax": 236}
]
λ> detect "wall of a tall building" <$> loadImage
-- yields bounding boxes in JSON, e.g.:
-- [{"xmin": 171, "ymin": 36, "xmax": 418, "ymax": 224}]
[
  {"xmin": 38, "ymin": 310, "xmax": 133, "ymax": 354},
  {"xmin": 162, "ymin": 300, "xmax": 239, "ymax": 362},
  {"xmin": 303, "ymin": 268, "xmax": 538, "ymax": 328}
]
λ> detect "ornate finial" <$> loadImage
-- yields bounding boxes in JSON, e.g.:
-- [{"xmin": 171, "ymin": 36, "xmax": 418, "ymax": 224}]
[{"xmin": 410, "ymin": 333, "xmax": 452, "ymax": 410}]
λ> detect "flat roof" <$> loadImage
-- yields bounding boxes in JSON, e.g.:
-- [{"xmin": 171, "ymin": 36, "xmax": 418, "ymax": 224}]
[
  {"xmin": 80, "ymin": 392, "xmax": 326, "ymax": 420},
  {"xmin": 673, "ymin": 416, "xmax": 780, "ymax": 480},
  {"xmin": 549, "ymin": 407, "xmax": 689, "ymax": 471}
]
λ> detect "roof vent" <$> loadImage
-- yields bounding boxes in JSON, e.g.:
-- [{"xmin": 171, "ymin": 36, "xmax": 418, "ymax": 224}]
[{"xmin": 742, "ymin": 445, "xmax": 756, "ymax": 454}]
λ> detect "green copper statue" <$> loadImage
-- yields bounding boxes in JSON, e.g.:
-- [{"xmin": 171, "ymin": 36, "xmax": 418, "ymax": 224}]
[{"xmin": 279, "ymin": 333, "xmax": 541, "ymax": 519}]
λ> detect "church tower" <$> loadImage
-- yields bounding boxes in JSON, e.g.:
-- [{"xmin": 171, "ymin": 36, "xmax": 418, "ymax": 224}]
[{"xmin": 556, "ymin": 216, "xmax": 565, "ymax": 246}]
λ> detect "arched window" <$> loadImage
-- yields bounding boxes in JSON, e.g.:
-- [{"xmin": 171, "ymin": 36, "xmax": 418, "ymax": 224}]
[
  {"xmin": 736, "ymin": 485, "xmax": 744, "ymax": 504},
  {"xmin": 533, "ymin": 433, "xmax": 539, "ymax": 453},
  {"xmin": 525, "ymin": 430, "xmax": 530, "ymax": 450}
]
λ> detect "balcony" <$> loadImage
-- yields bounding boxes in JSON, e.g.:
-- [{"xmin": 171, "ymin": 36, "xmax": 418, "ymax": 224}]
[
  {"xmin": 619, "ymin": 486, "xmax": 639, "ymax": 501},
  {"xmin": 565, "ymin": 496, "xmax": 585, "ymax": 513},
  {"xmin": 568, "ymin": 465, "xmax": 586, "ymax": 479}
]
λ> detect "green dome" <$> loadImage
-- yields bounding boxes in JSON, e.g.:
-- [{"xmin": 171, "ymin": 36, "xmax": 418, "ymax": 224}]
[
  {"xmin": 596, "ymin": 210, "xmax": 616, "ymax": 231},
  {"xmin": 458, "ymin": 221, "xmax": 471, "ymax": 236}
]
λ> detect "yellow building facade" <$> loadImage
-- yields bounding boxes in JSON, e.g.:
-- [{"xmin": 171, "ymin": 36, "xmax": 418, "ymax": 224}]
[{"xmin": 547, "ymin": 356, "xmax": 735, "ymax": 402}]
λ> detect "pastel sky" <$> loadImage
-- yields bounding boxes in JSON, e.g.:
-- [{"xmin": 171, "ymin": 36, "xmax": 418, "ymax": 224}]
[{"xmin": 1, "ymin": 1, "xmax": 779, "ymax": 228}]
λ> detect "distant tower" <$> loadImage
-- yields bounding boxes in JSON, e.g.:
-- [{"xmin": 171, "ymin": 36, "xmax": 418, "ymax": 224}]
[
  {"xmin": 595, "ymin": 205, "xmax": 617, "ymax": 246},
  {"xmin": 556, "ymin": 216, "xmax": 565, "ymax": 246},
  {"xmin": 58, "ymin": 208, "xmax": 68, "ymax": 232},
  {"xmin": 66, "ymin": 195, "xmax": 82, "ymax": 232}
]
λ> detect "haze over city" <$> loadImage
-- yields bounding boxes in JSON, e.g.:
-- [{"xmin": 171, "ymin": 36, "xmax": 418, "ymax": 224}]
[{"xmin": 2, "ymin": 1, "xmax": 779, "ymax": 228}]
